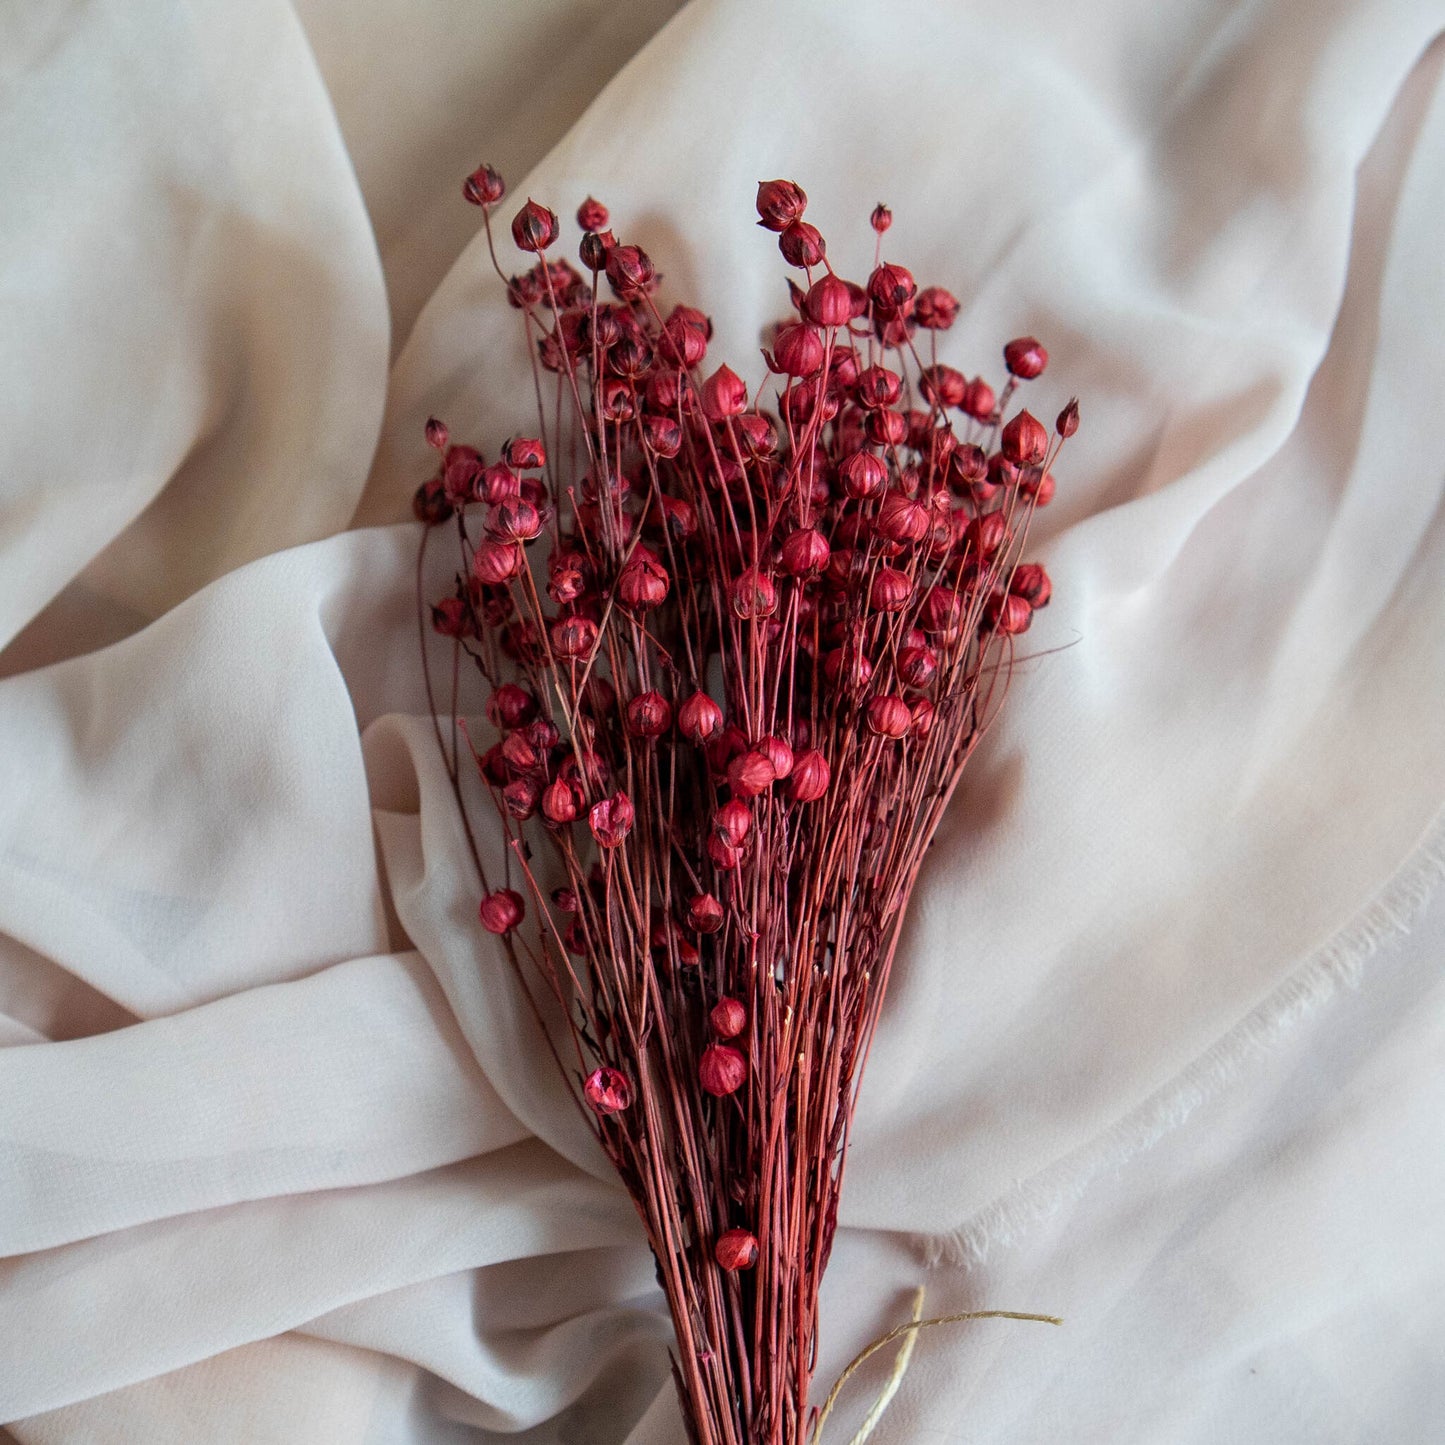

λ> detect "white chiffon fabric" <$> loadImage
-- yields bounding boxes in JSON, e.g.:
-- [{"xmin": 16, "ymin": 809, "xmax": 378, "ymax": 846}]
[{"xmin": 1, "ymin": 0, "xmax": 1443, "ymax": 1440}]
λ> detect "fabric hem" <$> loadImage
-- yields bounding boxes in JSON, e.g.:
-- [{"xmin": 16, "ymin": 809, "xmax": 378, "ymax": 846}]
[{"xmin": 913, "ymin": 801, "xmax": 1445, "ymax": 1268}]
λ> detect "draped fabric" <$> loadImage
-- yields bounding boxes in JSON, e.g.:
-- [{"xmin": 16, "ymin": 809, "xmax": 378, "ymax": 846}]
[{"xmin": 2, "ymin": 0, "xmax": 1443, "ymax": 1439}]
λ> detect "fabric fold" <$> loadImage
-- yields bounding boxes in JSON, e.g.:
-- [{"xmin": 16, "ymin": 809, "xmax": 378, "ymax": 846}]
[
  {"xmin": 0, "ymin": 951, "xmax": 523, "ymax": 1256},
  {"xmin": 0, "ymin": 1143, "xmax": 635, "ymax": 1421},
  {"xmin": 1, "ymin": 0, "xmax": 1443, "ymax": 1438}
]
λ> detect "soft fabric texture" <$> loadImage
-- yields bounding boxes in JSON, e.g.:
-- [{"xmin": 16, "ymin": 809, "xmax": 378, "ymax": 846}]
[{"xmin": 1, "ymin": 0, "xmax": 1442, "ymax": 1439}]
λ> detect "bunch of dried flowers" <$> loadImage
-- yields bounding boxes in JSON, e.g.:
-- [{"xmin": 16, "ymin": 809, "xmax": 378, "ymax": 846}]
[{"xmin": 415, "ymin": 166, "xmax": 1075, "ymax": 1444}]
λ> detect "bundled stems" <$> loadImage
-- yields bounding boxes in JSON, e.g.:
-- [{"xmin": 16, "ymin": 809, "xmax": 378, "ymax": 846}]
[{"xmin": 414, "ymin": 170, "xmax": 1076, "ymax": 1444}]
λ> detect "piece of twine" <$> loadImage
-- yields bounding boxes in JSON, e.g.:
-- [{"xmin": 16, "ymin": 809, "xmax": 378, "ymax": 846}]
[{"xmin": 810, "ymin": 1288, "xmax": 1063, "ymax": 1444}]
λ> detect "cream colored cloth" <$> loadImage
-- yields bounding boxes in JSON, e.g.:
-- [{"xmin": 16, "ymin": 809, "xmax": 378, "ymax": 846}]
[{"xmin": 1, "ymin": 0, "xmax": 1443, "ymax": 1440}]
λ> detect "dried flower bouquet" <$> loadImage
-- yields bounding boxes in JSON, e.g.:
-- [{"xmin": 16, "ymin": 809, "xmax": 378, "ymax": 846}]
[{"xmin": 414, "ymin": 167, "xmax": 1075, "ymax": 1444}]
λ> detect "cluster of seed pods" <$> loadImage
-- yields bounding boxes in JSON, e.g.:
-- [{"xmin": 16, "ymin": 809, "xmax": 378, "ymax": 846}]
[{"xmin": 418, "ymin": 170, "xmax": 1074, "ymax": 1296}]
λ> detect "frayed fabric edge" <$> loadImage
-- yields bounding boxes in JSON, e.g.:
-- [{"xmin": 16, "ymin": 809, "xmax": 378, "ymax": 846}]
[{"xmin": 912, "ymin": 802, "xmax": 1445, "ymax": 1270}]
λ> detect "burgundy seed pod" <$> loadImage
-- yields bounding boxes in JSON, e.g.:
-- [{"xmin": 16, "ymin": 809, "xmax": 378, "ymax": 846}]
[
  {"xmin": 508, "ymin": 271, "xmax": 543, "ymax": 309},
  {"xmin": 473, "ymin": 540, "xmax": 522, "ymax": 584},
  {"xmin": 870, "ymin": 202, "xmax": 892, "ymax": 234},
  {"xmin": 856, "ymin": 365, "xmax": 903, "ymax": 410},
  {"xmin": 866, "ymin": 694, "xmax": 913, "ymax": 739},
  {"xmin": 914, "ymin": 286, "xmax": 960, "ymax": 330},
  {"xmin": 528, "ymin": 716, "xmax": 561, "ymax": 748},
  {"xmin": 608, "ymin": 334, "xmax": 653, "ymax": 380},
  {"xmin": 551, "ymin": 886, "xmax": 579, "ymax": 913},
  {"xmin": 730, "ymin": 567, "xmax": 778, "ymax": 620},
  {"xmin": 780, "ymin": 527, "xmax": 830, "ymax": 577},
  {"xmin": 1010, "ymin": 562, "xmax": 1052, "ymax": 608},
  {"xmin": 966, "ymin": 511, "xmax": 1009, "ymax": 559},
  {"xmin": 986, "ymin": 453, "xmax": 1020, "ymax": 497},
  {"xmin": 756, "ymin": 178, "xmax": 807, "ymax": 232},
  {"xmin": 511, "ymin": 198, "xmax": 559, "ymax": 252},
  {"xmin": 866, "ymin": 262, "xmax": 916, "ymax": 313},
  {"xmin": 462, "ymin": 163, "xmax": 505, "ymax": 206},
  {"xmin": 688, "ymin": 893, "xmax": 725, "ymax": 934},
  {"xmin": 910, "ymin": 697, "xmax": 936, "ymax": 738},
  {"xmin": 711, "ymin": 998, "xmax": 747, "ymax": 1039},
  {"xmin": 500, "ymin": 731, "xmax": 540, "ymax": 773},
  {"xmin": 597, "ymin": 377, "xmax": 636, "ymax": 423},
  {"xmin": 605, "ymin": 244, "xmax": 655, "ymax": 296},
  {"xmin": 870, "ymin": 567, "xmax": 913, "ymax": 613},
  {"xmin": 443, "ymin": 444, "xmax": 485, "ymax": 503},
  {"xmin": 702, "ymin": 364, "xmax": 748, "ymax": 421},
  {"xmin": 778, "ymin": 220, "xmax": 826, "ymax": 268},
  {"xmin": 626, "ymin": 690, "xmax": 672, "ymax": 738},
  {"xmin": 579, "ymin": 227, "xmax": 614, "ymax": 272},
  {"xmin": 1024, "ymin": 469, "xmax": 1056, "ymax": 506},
  {"xmin": 734, "ymin": 412, "xmax": 777, "ymax": 457},
  {"xmin": 803, "ymin": 274, "xmax": 854, "ymax": 328},
  {"xmin": 707, "ymin": 834, "xmax": 744, "ymax": 870},
  {"xmin": 714, "ymin": 798, "xmax": 752, "ymax": 846},
  {"xmin": 584, "ymin": 1066, "xmax": 631, "ymax": 1115},
  {"xmin": 670, "ymin": 302, "xmax": 714, "ymax": 338},
  {"xmin": 1004, "ymin": 336, "xmax": 1049, "ymax": 379},
  {"xmin": 478, "ymin": 888, "xmax": 524, "ymax": 935},
  {"xmin": 661, "ymin": 314, "xmax": 708, "ymax": 368},
  {"xmin": 962, "ymin": 377, "xmax": 997, "ymax": 421},
  {"xmin": 707, "ymin": 723, "xmax": 748, "ymax": 779},
  {"xmin": 876, "ymin": 493, "xmax": 930, "ymax": 545},
  {"xmin": 781, "ymin": 375, "xmax": 837, "ymax": 426},
  {"xmin": 1001, "ymin": 410, "xmax": 1049, "ymax": 466},
  {"xmin": 642, "ymin": 414, "xmax": 683, "ymax": 458},
  {"xmin": 678, "ymin": 691, "xmax": 724, "ymax": 744},
  {"xmin": 865, "ymin": 409, "xmax": 909, "ymax": 447},
  {"xmin": 490, "ymin": 497, "xmax": 542, "ymax": 542},
  {"xmin": 589, "ymin": 792, "xmax": 634, "ymax": 847},
  {"xmin": 769, "ymin": 322, "xmax": 825, "ymax": 377},
  {"xmin": 947, "ymin": 443, "xmax": 988, "ymax": 492},
  {"xmin": 839, "ymin": 450, "xmax": 887, "ymax": 500},
  {"xmin": 541, "ymin": 778, "xmax": 580, "ymax": 824},
  {"xmin": 913, "ymin": 420, "xmax": 939, "ymax": 462},
  {"xmin": 1056, "ymin": 398, "xmax": 1081, "ymax": 438},
  {"xmin": 989, "ymin": 592, "xmax": 1034, "ymax": 634},
  {"xmin": 788, "ymin": 748, "xmax": 831, "ymax": 802},
  {"xmin": 676, "ymin": 690, "xmax": 722, "ymax": 745},
  {"xmin": 823, "ymin": 644, "xmax": 874, "ymax": 690},
  {"xmin": 413, "ymin": 478, "xmax": 452, "ymax": 526},
  {"xmin": 478, "ymin": 744, "xmax": 509, "ymax": 786},
  {"xmin": 503, "ymin": 777, "xmax": 540, "ymax": 819},
  {"xmin": 480, "ymin": 462, "xmax": 522, "ymax": 504},
  {"xmin": 699, "ymin": 1044, "xmax": 747, "ymax": 1097},
  {"xmin": 897, "ymin": 643, "xmax": 938, "ymax": 689},
  {"xmin": 715, "ymin": 1227, "xmax": 759, "ymax": 1270},
  {"xmin": 920, "ymin": 586, "xmax": 963, "ymax": 634},
  {"xmin": 727, "ymin": 749, "xmax": 777, "ymax": 798},
  {"xmin": 551, "ymin": 614, "xmax": 598, "ymax": 660},
  {"xmin": 920, "ymin": 364, "xmax": 967, "ymax": 410},
  {"xmin": 547, "ymin": 561, "xmax": 587, "ymax": 605},
  {"xmin": 618, "ymin": 552, "xmax": 670, "ymax": 611},
  {"xmin": 757, "ymin": 735, "xmax": 793, "ymax": 779},
  {"xmin": 424, "ymin": 416, "xmax": 449, "ymax": 451},
  {"xmin": 504, "ymin": 436, "xmax": 546, "ymax": 470},
  {"xmin": 576, "ymin": 196, "xmax": 609, "ymax": 232},
  {"xmin": 655, "ymin": 494, "xmax": 697, "ymax": 539}
]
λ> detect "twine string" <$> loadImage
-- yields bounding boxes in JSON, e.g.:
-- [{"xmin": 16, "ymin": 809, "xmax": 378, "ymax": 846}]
[{"xmin": 810, "ymin": 1288, "xmax": 1063, "ymax": 1444}]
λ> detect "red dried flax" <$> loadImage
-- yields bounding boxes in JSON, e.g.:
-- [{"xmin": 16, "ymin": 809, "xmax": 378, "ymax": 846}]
[{"xmin": 416, "ymin": 169, "xmax": 1076, "ymax": 1445}]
